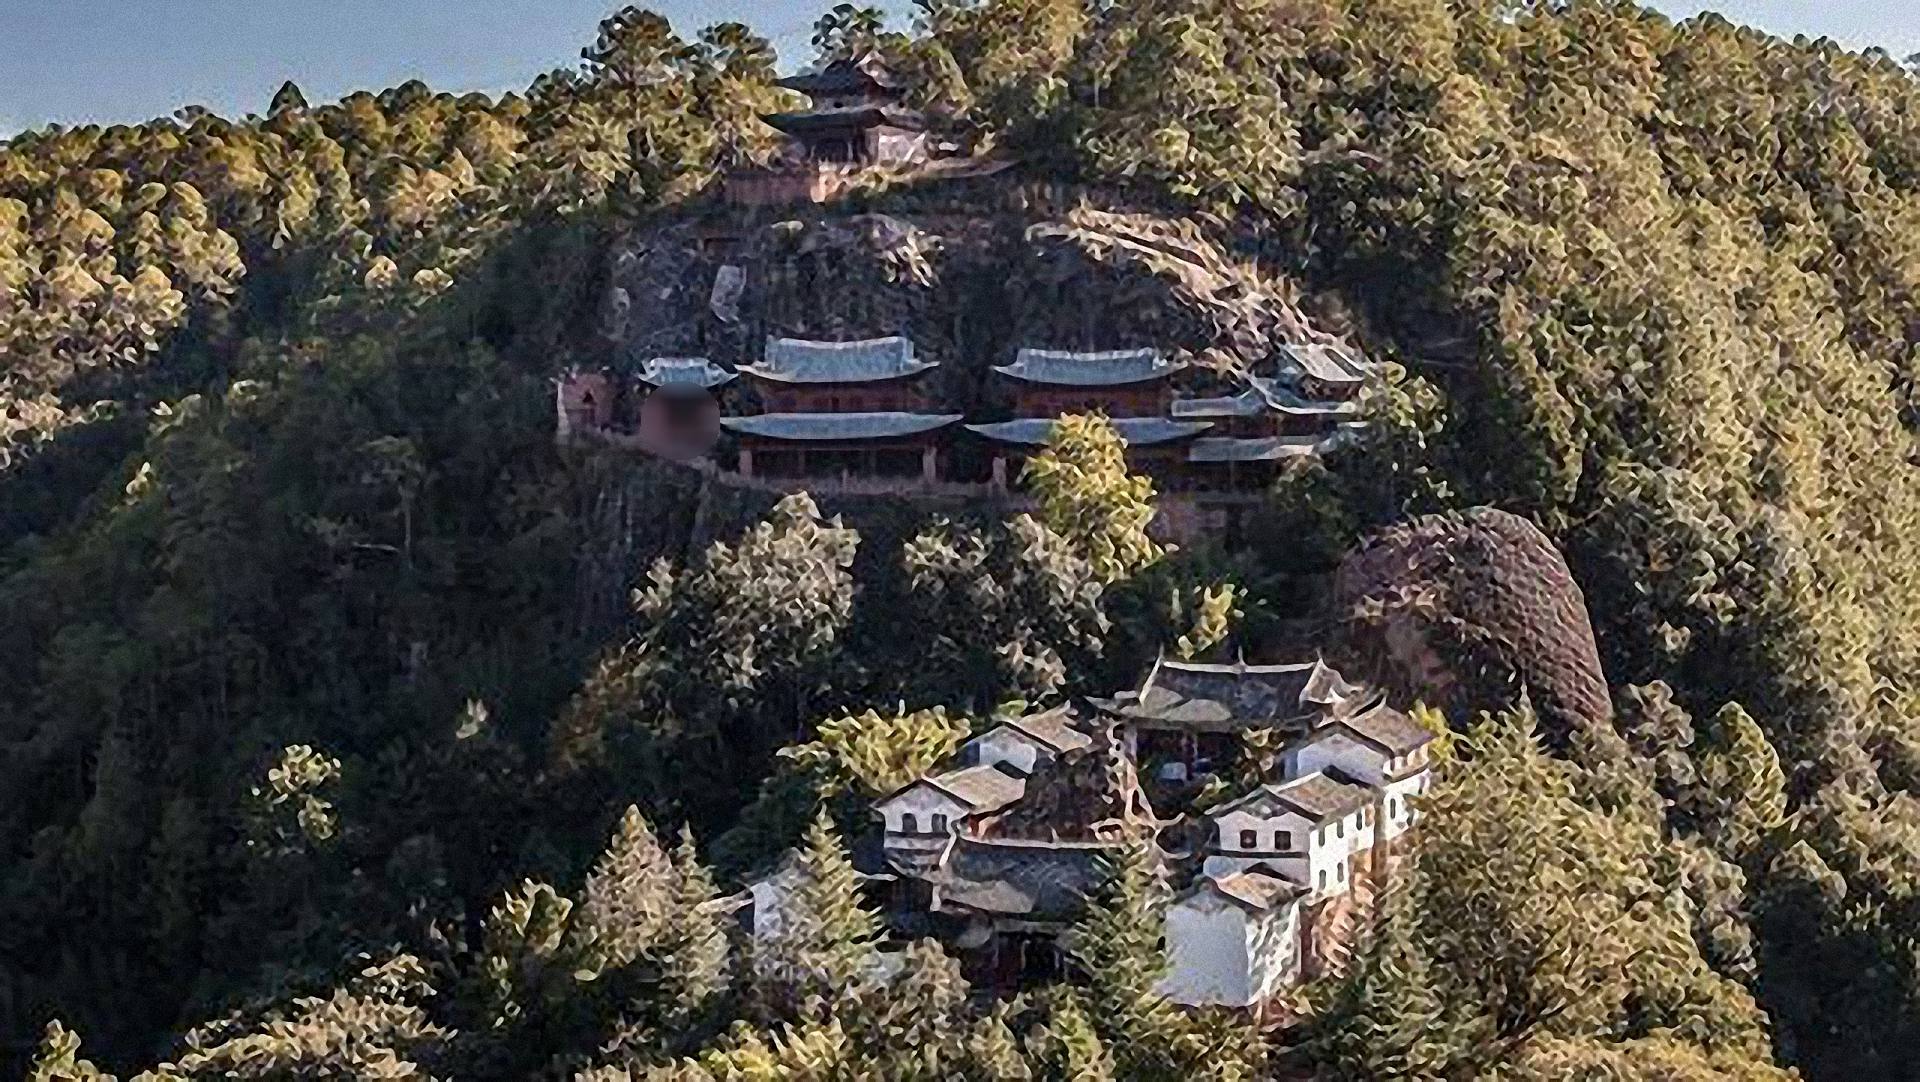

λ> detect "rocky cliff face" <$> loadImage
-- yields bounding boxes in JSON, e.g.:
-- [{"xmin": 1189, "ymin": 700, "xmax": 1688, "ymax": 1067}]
[
  {"xmin": 1329, "ymin": 507, "xmax": 1614, "ymax": 746},
  {"xmin": 594, "ymin": 189, "xmax": 1350, "ymax": 404}
]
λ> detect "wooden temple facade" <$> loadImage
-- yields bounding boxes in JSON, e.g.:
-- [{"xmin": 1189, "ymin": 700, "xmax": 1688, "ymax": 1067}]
[{"xmin": 724, "ymin": 336, "xmax": 961, "ymax": 483}]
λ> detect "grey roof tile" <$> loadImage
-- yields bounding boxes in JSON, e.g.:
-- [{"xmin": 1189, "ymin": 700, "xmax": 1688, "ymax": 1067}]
[
  {"xmin": 1281, "ymin": 343, "xmax": 1370, "ymax": 384},
  {"xmin": 740, "ymin": 336, "xmax": 937, "ymax": 384},
  {"xmin": 926, "ymin": 763, "xmax": 1029, "ymax": 814},
  {"xmin": 931, "ymin": 837, "xmax": 1145, "ymax": 920},
  {"xmin": 1003, "ymin": 707, "xmax": 1093, "ymax": 754},
  {"xmin": 720, "ymin": 411, "xmax": 962, "ymax": 441},
  {"xmin": 994, "ymin": 348, "xmax": 1185, "ymax": 387},
  {"xmin": 1187, "ymin": 435, "xmax": 1335, "ymax": 462},
  {"xmin": 1098, "ymin": 657, "xmax": 1362, "ymax": 732},
  {"xmin": 639, "ymin": 356, "xmax": 736, "ymax": 390},
  {"xmin": 965, "ymin": 416, "xmax": 1212, "ymax": 447}
]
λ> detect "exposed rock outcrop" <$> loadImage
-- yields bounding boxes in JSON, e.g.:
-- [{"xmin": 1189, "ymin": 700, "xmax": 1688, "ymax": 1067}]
[{"xmin": 1329, "ymin": 507, "xmax": 1613, "ymax": 746}]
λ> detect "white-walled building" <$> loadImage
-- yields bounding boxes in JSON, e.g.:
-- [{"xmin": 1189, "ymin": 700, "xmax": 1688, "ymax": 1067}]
[
  {"xmin": 1158, "ymin": 871, "xmax": 1306, "ymax": 1007},
  {"xmin": 874, "ymin": 761, "xmax": 1028, "ymax": 854}
]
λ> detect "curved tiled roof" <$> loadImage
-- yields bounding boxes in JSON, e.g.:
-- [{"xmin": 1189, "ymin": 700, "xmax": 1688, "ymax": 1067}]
[
  {"xmin": 1092, "ymin": 657, "xmax": 1363, "ymax": 732},
  {"xmin": 639, "ymin": 356, "xmax": 736, "ymax": 390},
  {"xmin": 994, "ymin": 347, "xmax": 1186, "ymax": 386},
  {"xmin": 740, "ymin": 336, "xmax": 937, "ymax": 384},
  {"xmin": 775, "ymin": 53, "xmax": 904, "ymax": 95},
  {"xmin": 763, "ymin": 106, "xmax": 927, "ymax": 134},
  {"xmin": 932, "ymin": 837, "xmax": 1150, "ymax": 920},
  {"xmin": 965, "ymin": 416, "xmax": 1212, "ymax": 447},
  {"xmin": 720, "ymin": 412, "xmax": 963, "ymax": 441},
  {"xmin": 1205, "ymin": 769, "xmax": 1375, "ymax": 825}
]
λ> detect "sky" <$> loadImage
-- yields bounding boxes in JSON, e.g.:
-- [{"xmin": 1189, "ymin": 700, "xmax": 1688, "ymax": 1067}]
[{"xmin": 2, "ymin": 0, "xmax": 1917, "ymax": 137}]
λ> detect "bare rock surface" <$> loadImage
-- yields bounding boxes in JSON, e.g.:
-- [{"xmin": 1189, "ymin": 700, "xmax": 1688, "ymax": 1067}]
[{"xmin": 1331, "ymin": 506, "xmax": 1613, "ymax": 745}]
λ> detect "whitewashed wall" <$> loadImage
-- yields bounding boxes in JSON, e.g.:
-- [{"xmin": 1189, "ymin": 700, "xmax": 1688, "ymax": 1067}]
[
  {"xmin": 967, "ymin": 727, "xmax": 1046, "ymax": 775},
  {"xmin": 876, "ymin": 784, "xmax": 970, "ymax": 851},
  {"xmin": 1159, "ymin": 891, "xmax": 1254, "ymax": 1006}
]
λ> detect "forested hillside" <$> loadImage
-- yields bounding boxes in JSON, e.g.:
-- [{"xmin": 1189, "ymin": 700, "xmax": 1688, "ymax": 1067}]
[{"xmin": 5, "ymin": 1, "xmax": 1920, "ymax": 1078}]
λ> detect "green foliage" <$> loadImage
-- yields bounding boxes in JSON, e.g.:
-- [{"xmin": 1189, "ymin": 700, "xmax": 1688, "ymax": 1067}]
[
  {"xmin": 27, "ymin": 1022, "xmax": 113, "ymax": 1082},
  {"xmin": 1021, "ymin": 413, "xmax": 1164, "ymax": 585},
  {"xmin": 244, "ymin": 744, "xmax": 343, "ymax": 856},
  {"xmin": 555, "ymin": 492, "xmax": 861, "ymax": 830},
  {"xmin": 901, "ymin": 513, "xmax": 1109, "ymax": 707},
  {"xmin": 749, "ymin": 812, "xmax": 886, "ymax": 1022},
  {"xmin": 9, "ymin": 2, "xmax": 1920, "ymax": 1079},
  {"xmin": 1304, "ymin": 706, "xmax": 1782, "ymax": 1078}
]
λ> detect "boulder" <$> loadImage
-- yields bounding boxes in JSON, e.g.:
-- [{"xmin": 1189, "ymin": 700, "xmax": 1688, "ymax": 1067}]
[{"xmin": 1330, "ymin": 507, "xmax": 1612, "ymax": 745}]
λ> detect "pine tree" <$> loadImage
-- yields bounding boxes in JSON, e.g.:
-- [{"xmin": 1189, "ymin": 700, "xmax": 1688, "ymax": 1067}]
[
  {"xmin": 754, "ymin": 811, "xmax": 885, "ymax": 1021},
  {"xmin": 1063, "ymin": 837, "xmax": 1185, "ymax": 1078}
]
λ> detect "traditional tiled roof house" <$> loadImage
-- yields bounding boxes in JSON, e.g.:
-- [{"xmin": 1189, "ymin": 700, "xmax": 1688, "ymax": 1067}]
[
  {"xmin": 1089, "ymin": 655, "xmax": 1368, "ymax": 781},
  {"xmin": 724, "ymin": 336, "xmax": 962, "ymax": 482},
  {"xmin": 741, "ymin": 657, "xmax": 1438, "ymax": 1012}
]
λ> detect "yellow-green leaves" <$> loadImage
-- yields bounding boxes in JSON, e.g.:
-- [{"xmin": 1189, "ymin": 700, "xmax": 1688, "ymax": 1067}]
[{"xmin": 1022, "ymin": 413, "xmax": 1164, "ymax": 586}]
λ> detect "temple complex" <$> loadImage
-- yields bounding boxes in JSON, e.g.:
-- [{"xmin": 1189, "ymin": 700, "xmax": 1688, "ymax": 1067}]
[
  {"xmin": 737, "ymin": 655, "xmax": 1440, "ymax": 1012},
  {"xmin": 722, "ymin": 336, "xmax": 962, "ymax": 482}
]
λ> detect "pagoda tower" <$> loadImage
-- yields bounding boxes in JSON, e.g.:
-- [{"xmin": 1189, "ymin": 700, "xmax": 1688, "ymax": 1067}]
[{"xmin": 762, "ymin": 52, "xmax": 930, "ymax": 169}]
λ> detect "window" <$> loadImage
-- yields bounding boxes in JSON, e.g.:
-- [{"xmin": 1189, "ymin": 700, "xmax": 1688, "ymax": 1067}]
[
  {"xmin": 1338, "ymin": 860, "xmax": 1346, "ymax": 881},
  {"xmin": 1390, "ymin": 797, "xmax": 1400, "ymax": 820},
  {"xmin": 1318, "ymin": 870, "xmax": 1326, "ymax": 890},
  {"xmin": 1274, "ymin": 830, "xmax": 1291, "ymax": 850},
  {"xmin": 1336, "ymin": 819, "xmax": 1345, "ymax": 839},
  {"xmin": 1239, "ymin": 829, "xmax": 1258, "ymax": 850},
  {"xmin": 930, "ymin": 814, "xmax": 949, "ymax": 835},
  {"xmin": 901, "ymin": 813, "xmax": 918, "ymax": 834}
]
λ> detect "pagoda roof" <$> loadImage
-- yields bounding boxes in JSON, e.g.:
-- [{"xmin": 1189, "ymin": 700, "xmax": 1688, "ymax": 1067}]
[
  {"xmin": 1090, "ymin": 656, "xmax": 1364, "ymax": 733},
  {"xmin": 775, "ymin": 53, "xmax": 904, "ymax": 96},
  {"xmin": 637, "ymin": 356, "xmax": 736, "ymax": 391},
  {"xmin": 1280, "ymin": 343, "xmax": 1371, "ymax": 385},
  {"xmin": 993, "ymin": 347, "xmax": 1186, "ymax": 387},
  {"xmin": 720, "ymin": 411, "xmax": 962, "ymax": 442},
  {"xmin": 762, "ymin": 105, "xmax": 926, "ymax": 135},
  {"xmin": 740, "ymin": 336, "xmax": 937, "ymax": 384},
  {"xmin": 964, "ymin": 417, "xmax": 1212, "ymax": 447}
]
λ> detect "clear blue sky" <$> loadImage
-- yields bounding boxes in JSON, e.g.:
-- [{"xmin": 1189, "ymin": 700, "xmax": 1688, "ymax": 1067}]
[{"xmin": 3, "ymin": 1, "xmax": 1915, "ymax": 136}]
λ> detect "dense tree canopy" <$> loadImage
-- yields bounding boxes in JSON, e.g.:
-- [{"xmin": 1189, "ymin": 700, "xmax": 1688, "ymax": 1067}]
[{"xmin": 7, "ymin": 0, "xmax": 1920, "ymax": 1078}]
